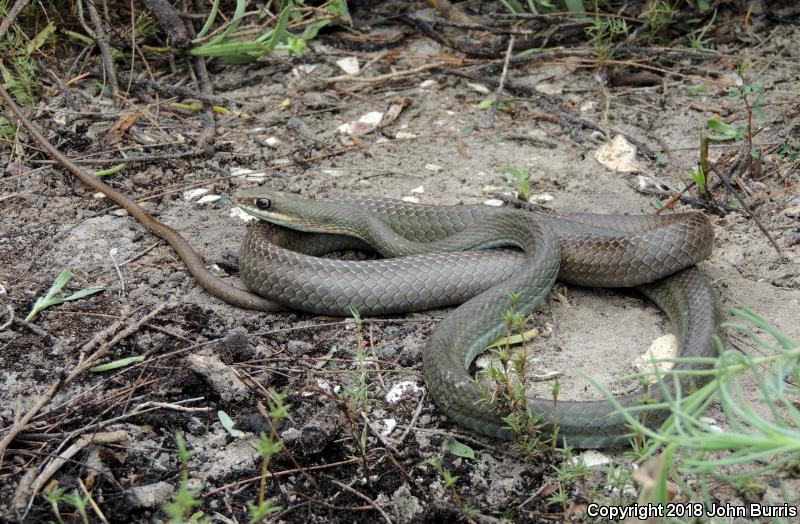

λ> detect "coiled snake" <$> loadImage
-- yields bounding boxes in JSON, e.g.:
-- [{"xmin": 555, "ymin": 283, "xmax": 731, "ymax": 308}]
[{"xmin": 234, "ymin": 190, "xmax": 722, "ymax": 448}]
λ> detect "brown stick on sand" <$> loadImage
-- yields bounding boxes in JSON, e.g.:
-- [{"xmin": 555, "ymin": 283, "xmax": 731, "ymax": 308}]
[{"xmin": 0, "ymin": 85, "xmax": 283, "ymax": 312}]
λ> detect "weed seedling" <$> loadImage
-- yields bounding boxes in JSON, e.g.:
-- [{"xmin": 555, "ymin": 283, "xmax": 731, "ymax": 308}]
[
  {"xmin": 422, "ymin": 458, "xmax": 470, "ymax": 512},
  {"xmin": 61, "ymin": 490, "xmax": 90, "ymax": 524},
  {"xmin": 477, "ymin": 291, "xmax": 545, "ymax": 459},
  {"xmin": 26, "ymin": 268, "xmax": 104, "ymax": 322},
  {"xmin": 500, "ymin": 167, "xmax": 532, "ymax": 201},
  {"xmin": 163, "ymin": 432, "xmax": 205, "ymax": 523}
]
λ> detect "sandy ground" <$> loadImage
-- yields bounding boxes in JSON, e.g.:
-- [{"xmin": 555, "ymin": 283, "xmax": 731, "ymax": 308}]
[{"xmin": 1, "ymin": 2, "xmax": 799, "ymax": 522}]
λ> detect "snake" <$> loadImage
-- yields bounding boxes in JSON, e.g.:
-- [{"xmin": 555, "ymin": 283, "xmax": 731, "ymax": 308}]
[
  {"xmin": 0, "ymin": 85, "xmax": 721, "ymax": 448},
  {"xmin": 234, "ymin": 189, "xmax": 722, "ymax": 448}
]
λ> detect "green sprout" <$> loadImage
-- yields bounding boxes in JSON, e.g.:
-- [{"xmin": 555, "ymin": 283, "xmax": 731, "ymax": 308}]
[{"xmin": 26, "ymin": 268, "xmax": 104, "ymax": 322}]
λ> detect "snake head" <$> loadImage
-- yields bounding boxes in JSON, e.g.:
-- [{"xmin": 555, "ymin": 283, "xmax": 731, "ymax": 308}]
[{"xmin": 233, "ymin": 189, "xmax": 362, "ymax": 236}]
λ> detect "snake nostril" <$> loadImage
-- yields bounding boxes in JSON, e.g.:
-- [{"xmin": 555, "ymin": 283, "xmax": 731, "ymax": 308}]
[{"xmin": 255, "ymin": 198, "xmax": 271, "ymax": 210}]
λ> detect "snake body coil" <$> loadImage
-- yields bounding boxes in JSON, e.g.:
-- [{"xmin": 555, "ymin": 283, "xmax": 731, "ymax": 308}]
[{"xmin": 235, "ymin": 191, "xmax": 721, "ymax": 448}]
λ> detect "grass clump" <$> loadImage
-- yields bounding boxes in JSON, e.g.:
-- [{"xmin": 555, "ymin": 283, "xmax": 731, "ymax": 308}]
[{"xmin": 586, "ymin": 307, "xmax": 800, "ymax": 513}]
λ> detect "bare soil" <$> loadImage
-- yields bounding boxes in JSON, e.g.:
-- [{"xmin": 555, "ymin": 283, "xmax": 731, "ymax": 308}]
[{"xmin": 1, "ymin": 1, "xmax": 799, "ymax": 522}]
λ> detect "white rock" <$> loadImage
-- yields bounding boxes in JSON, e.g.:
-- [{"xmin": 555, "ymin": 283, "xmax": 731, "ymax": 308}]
[
  {"xmin": 338, "ymin": 111, "xmax": 384, "ymax": 135},
  {"xmin": 229, "ymin": 207, "xmax": 256, "ymax": 222},
  {"xmin": 634, "ymin": 334, "xmax": 678, "ymax": 382},
  {"xmin": 580, "ymin": 100, "xmax": 595, "ymax": 112},
  {"xmin": 335, "ymin": 56, "xmax": 360, "ymax": 75},
  {"xmin": 535, "ymin": 82, "xmax": 562, "ymax": 95},
  {"xmin": 419, "ymin": 79, "xmax": 436, "ymax": 89},
  {"xmin": 529, "ymin": 193, "xmax": 554, "ymax": 202},
  {"xmin": 337, "ymin": 122, "xmax": 355, "ymax": 134},
  {"xmin": 93, "ymin": 192, "xmax": 106, "ymax": 199},
  {"xmin": 424, "ymin": 164, "xmax": 442, "ymax": 172},
  {"xmin": 395, "ymin": 131, "xmax": 417, "ymax": 139},
  {"xmin": 196, "ymin": 194, "xmax": 221, "ymax": 205},
  {"xmin": 264, "ymin": 136, "xmax": 281, "ymax": 148},
  {"xmin": 183, "ymin": 188, "xmax": 210, "ymax": 201},
  {"xmin": 230, "ymin": 167, "xmax": 268, "ymax": 181},
  {"xmin": 595, "ymin": 134, "xmax": 640, "ymax": 173},
  {"xmin": 292, "ymin": 64, "xmax": 316, "ymax": 76},
  {"xmin": 385, "ymin": 381, "xmax": 424, "ymax": 403},
  {"xmin": 483, "ymin": 199, "xmax": 504, "ymax": 206},
  {"xmin": 573, "ymin": 450, "xmax": 612, "ymax": 467},
  {"xmin": 112, "ymin": 209, "xmax": 129, "ymax": 217},
  {"xmin": 360, "ymin": 111, "xmax": 384, "ymax": 126},
  {"xmin": 380, "ymin": 418, "xmax": 397, "ymax": 436},
  {"xmin": 401, "ymin": 196, "xmax": 420, "ymax": 204},
  {"xmin": 410, "ymin": 185, "xmax": 425, "ymax": 194},
  {"xmin": 466, "ymin": 82, "xmax": 490, "ymax": 94}
]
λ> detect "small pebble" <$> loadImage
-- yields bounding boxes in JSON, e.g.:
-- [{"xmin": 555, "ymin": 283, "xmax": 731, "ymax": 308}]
[
  {"xmin": 385, "ymin": 381, "xmax": 424, "ymax": 403},
  {"xmin": 466, "ymin": 83, "xmax": 490, "ymax": 94},
  {"xmin": 381, "ymin": 418, "xmax": 397, "ymax": 436},
  {"xmin": 183, "ymin": 188, "xmax": 210, "ymax": 201},
  {"xmin": 196, "ymin": 194, "xmax": 221, "ymax": 205},
  {"xmin": 335, "ymin": 56, "xmax": 360, "ymax": 75}
]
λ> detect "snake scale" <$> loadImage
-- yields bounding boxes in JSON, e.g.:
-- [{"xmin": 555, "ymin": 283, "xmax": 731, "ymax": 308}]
[{"xmin": 234, "ymin": 190, "xmax": 722, "ymax": 449}]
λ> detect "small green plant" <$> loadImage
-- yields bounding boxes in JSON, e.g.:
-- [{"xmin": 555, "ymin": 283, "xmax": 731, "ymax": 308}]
[
  {"xmin": 0, "ymin": 12, "xmax": 53, "ymax": 104},
  {"xmin": 689, "ymin": 166, "xmax": 707, "ymax": 195},
  {"xmin": 190, "ymin": 0, "xmax": 349, "ymax": 63},
  {"xmin": 61, "ymin": 490, "xmax": 90, "ymax": 524},
  {"xmin": 500, "ymin": 167, "xmax": 532, "ymax": 201},
  {"xmin": 585, "ymin": 15, "xmax": 628, "ymax": 61},
  {"xmin": 247, "ymin": 431, "xmax": 283, "ymax": 523},
  {"xmin": 604, "ymin": 464, "xmax": 636, "ymax": 505},
  {"xmin": 545, "ymin": 483, "xmax": 569, "ymax": 517},
  {"xmin": 423, "ymin": 457, "xmax": 476, "ymax": 514},
  {"xmin": 344, "ymin": 306, "xmax": 370, "ymax": 408},
  {"xmin": 643, "ymin": 0, "xmax": 676, "ymax": 43},
  {"xmin": 477, "ymin": 96, "xmax": 517, "ymax": 113},
  {"xmin": 246, "ymin": 389, "xmax": 289, "ymax": 522},
  {"xmin": 731, "ymin": 61, "xmax": 766, "ymax": 160},
  {"xmin": 777, "ymin": 143, "xmax": 799, "ymax": 162},
  {"xmin": 477, "ymin": 291, "xmax": 545, "ymax": 458},
  {"xmin": 163, "ymin": 432, "xmax": 205, "ymax": 523},
  {"xmin": 687, "ymin": 8, "xmax": 717, "ymax": 50},
  {"xmin": 707, "ymin": 61, "xmax": 766, "ymax": 162},
  {"xmin": 42, "ymin": 485, "xmax": 66, "ymax": 524},
  {"xmin": 498, "ymin": 0, "xmax": 585, "ymax": 15},
  {"xmin": 25, "ymin": 268, "xmax": 104, "ymax": 322}
]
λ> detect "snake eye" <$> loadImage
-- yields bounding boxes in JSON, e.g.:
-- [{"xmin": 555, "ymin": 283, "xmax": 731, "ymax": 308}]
[{"xmin": 255, "ymin": 198, "xmax": 271, "ymax": 210}]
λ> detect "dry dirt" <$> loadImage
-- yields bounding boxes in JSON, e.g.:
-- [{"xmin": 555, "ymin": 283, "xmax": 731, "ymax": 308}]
[{"xmin": 1, "ymin": 2, "xmax": 799, "ymax": 523}]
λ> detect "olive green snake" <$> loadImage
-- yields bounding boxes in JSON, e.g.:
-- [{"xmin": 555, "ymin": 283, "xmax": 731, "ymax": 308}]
[
  {"xmin": 0, "ymin": 85, "xmax": 721, "ymax": 448},
  {"xmin": 234, "ymin": 190, "xmax": 722, "ymax": 449}
]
